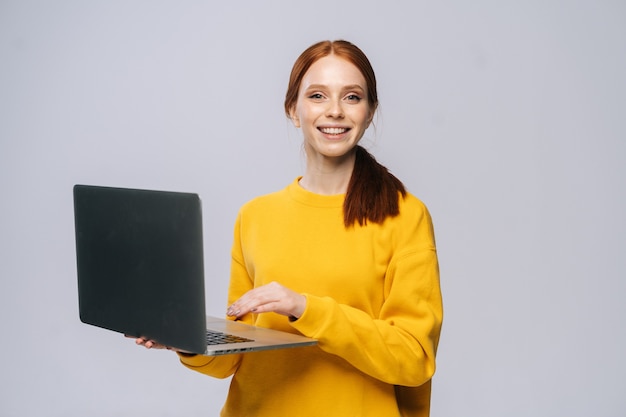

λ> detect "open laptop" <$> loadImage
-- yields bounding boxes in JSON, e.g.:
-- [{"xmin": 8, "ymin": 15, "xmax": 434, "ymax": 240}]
[{"xmin": 73, "ymin": 184, "xmax": 316, "ymax": 355}]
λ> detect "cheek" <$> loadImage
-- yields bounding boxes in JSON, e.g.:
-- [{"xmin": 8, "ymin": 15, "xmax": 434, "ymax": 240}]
[
  {"xmin": 352, "ymin": 109, "xmax": 372, "ymax": 129},
  {"xmin": 294, "ymin": 105, "xmax": 314, "ymax": 127}
]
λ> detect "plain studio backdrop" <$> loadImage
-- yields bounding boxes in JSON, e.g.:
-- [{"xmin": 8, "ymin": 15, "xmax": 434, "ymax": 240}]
[{"xmin": 1, "ymin": 1, "xmax": 624, "ymax": 416}]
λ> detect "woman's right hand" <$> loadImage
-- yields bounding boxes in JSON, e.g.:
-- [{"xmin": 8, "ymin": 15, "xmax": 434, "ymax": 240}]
[
  {"xmin": 126, "ymin": 335, "xmax": 184, "ymax": 352},
  {"xmin": 125, "ymin": 335, "xmax": 196, "ymax": 355},
  {"xmin": 133, "ymin": 336, "xmax": 171, "ymax": 350}
]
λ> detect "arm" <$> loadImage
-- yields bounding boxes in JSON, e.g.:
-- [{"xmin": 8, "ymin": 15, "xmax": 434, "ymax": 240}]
[{"xmin": 292, "ymin": 243, "xmax": 442, "ymax": 386}]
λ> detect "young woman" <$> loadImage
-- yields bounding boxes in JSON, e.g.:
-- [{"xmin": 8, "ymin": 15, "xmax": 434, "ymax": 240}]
[{"xmin": 137, "ymin": 40, "xmax": 443, "ymax": 417}]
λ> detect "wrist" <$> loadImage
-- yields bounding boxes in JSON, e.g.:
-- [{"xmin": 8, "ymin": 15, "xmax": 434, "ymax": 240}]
[{"xmin": 289, "ymin": 293, "xmax": 307, "ymax": 321}]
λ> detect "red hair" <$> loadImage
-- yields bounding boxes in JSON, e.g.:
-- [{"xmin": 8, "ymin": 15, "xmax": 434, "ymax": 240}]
[{"xmin": 285, "ymin": 40, "xmax": 406, "ymax": 227}]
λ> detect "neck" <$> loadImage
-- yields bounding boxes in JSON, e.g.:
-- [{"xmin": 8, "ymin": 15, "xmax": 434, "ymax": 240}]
[{"xmin": 299, "ymin": 150, "xmax": 356, "ymax": 195}]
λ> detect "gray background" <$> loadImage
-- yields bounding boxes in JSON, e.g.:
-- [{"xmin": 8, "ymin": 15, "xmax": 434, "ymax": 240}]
[{"xmin": 1, "ymin": 1, "xmax": 624, "ymax": 416}]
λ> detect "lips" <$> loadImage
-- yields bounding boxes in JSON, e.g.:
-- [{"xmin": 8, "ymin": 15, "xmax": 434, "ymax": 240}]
[{"xmin": 319, "ymin": 127, "xmax": 349, "ymax": 135}]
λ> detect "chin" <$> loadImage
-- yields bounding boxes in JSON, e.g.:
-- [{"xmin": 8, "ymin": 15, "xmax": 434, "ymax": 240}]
[{"xmin": 320, "ymin": 141, "xmax": 359, "ymax": 156}]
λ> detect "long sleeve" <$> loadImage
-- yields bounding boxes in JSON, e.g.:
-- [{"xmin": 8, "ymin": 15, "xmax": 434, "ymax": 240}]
[
  {"xmin": 289, "ymin": 199, "xmax": 442, "ymax": 386},
  {"xmin": 177, "ymin": 351, "xmax": 241, "ymax": 378}
]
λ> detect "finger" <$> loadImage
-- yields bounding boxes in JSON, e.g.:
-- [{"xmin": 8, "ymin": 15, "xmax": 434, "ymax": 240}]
[
  {"xmin": 227, "ymin": 282, "xmax": 293, "ymax": 317},
  {"xmin": 146, "ymin": 340, "xmax": 168, "ymax": 349},
  {"xmin": 249, "ymin": 301, "xmax": 281, "ymax": 314},
  {"xmin": 228, "ymin": 294, "xmax": 277, "ymax": 317}
]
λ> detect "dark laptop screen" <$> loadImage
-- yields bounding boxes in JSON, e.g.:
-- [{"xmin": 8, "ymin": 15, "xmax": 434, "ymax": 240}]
[{"xmin": 73, "ymin": 185, "xmax": 207, "ymax": 353}]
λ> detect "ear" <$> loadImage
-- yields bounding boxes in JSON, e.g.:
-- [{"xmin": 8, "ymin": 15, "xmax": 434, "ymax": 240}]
[
  {"xmin": 288, "ymin": 107, "xmax": 301, "ymax": 128},
  {"xmin": 366, "ymin": 107, "xmax": 376, "ymax": 128}
]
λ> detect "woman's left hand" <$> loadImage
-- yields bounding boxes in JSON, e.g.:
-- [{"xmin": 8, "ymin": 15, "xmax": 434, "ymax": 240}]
[{"xmin": 227, "ymin": 281, "xmax": 306, "ymax": 320}]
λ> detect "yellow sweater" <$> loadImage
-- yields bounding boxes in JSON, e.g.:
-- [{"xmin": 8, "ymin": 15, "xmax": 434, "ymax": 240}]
[{"xmin": 179, "ymin": 178, "xmax": 443, "ymax": 416}]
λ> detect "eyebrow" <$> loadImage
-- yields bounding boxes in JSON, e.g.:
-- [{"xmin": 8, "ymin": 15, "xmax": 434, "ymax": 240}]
[{"xmin": 303, "ymin": 83, "xmax": 366, "ymax": 93}]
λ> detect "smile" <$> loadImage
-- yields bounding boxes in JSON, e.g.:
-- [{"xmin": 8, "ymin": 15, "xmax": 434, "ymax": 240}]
[{"xmin": 319, "ymin": 127, "xmax": 349, "ymax": 135}]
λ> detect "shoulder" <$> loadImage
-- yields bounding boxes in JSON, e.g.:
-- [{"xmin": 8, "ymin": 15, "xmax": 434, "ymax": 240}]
[
  {"xmin": 398, "ymin": 192, "xmax": 432, "ymax": 222},
  {"xmin": 237, "ymin": 181, "xmax": 293, "ymax": 217},
  {"xmin": 389, "ymin": 191, "xmax": 436, "ymax": 248}
]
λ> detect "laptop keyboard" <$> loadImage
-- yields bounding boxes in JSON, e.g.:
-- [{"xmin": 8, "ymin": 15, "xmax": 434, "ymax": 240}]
[{"xmin": 206, "ymin": 330, "xmax": 253, "ymax": 345}]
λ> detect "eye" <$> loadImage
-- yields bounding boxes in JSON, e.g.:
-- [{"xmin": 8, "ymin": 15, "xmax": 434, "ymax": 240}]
[
  {"xmin": 308, "ymin": 93, "xmax": 325, "ymax": 101},
  {"xmin": 345, "ymin": 94, "xmax": 362, "ymax": 103}
]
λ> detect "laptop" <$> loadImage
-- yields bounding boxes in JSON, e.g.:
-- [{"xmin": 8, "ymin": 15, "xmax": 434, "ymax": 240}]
[{"xmin": 73, "ymin": 184, "xmax": 317, "ymax": 355}]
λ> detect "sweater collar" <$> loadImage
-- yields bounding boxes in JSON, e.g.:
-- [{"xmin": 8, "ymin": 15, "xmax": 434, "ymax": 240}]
[{"xmin": 287, "ymin": 177, "xmax": 345, "ymax": 208}]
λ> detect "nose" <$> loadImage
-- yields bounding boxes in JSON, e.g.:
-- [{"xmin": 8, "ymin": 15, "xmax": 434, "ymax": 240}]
[{"xmin": 326, "ymin": 99, "xmax": 344, "ymax": 119}]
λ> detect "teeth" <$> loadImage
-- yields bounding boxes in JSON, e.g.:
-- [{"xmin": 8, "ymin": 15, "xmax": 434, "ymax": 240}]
[{"xmin": 320, "ymin": 127, "xmax": 347, "ymax": 135}]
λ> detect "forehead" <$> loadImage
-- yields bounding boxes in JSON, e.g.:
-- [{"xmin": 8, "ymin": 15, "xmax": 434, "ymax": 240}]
[{"xmin": 300, "ymin": 55, "xmax": 367, "ymax": 90}]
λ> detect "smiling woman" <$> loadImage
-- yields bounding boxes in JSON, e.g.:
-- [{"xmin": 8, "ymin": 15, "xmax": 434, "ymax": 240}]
[
  {"xmin": 284, "ymin": 40, "xmax": 408, "ymax": 226},
  {"xmin": 289, "ymin": 54, "xmax": 374, "ymax": 190},
  {"xmin": 136, "ymin": 39, "xmax": 443, "ymax": 417}
]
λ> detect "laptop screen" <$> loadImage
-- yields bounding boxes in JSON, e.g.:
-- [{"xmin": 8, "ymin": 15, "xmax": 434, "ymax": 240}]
[{"xmin": 73, "ymin": 185, "xmax": 208, "ymax": 353}]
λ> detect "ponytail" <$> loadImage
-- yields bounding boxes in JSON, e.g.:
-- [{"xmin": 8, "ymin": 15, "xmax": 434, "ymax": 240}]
[{"xmin": 344, "ymin": 146, "xmax": 406, "ymax": 227}]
